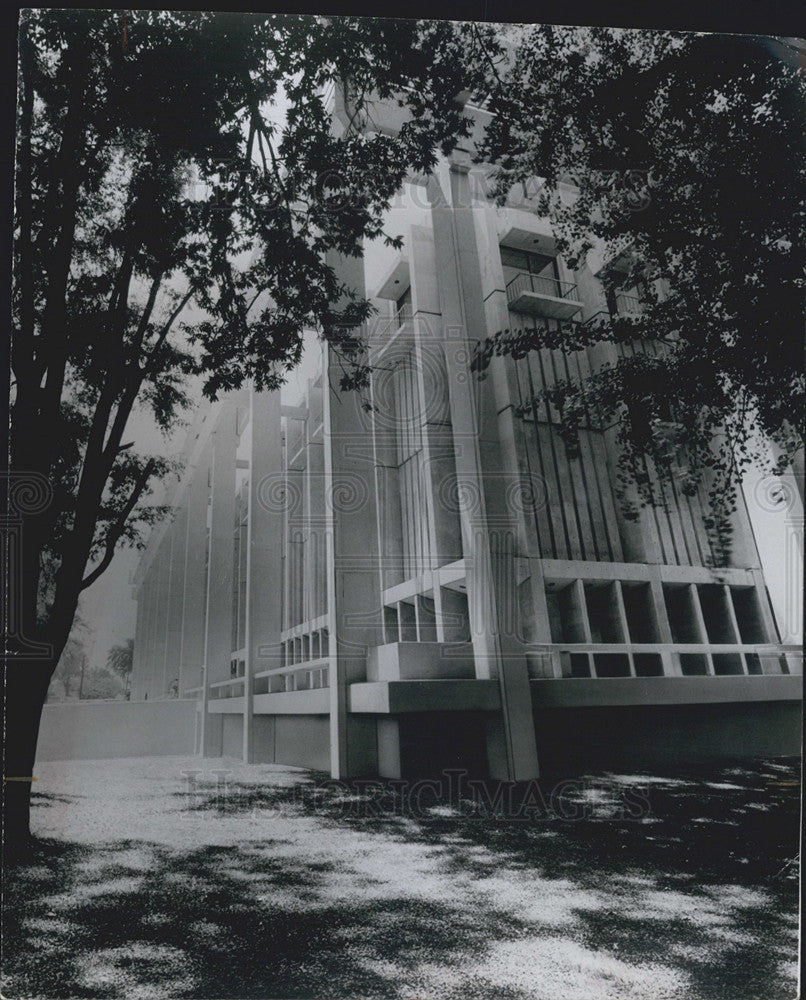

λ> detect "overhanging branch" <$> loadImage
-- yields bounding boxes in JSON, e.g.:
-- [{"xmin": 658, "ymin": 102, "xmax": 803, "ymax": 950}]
[{"xmin": 79, "ymin": 458, "xmax": 156, "ymax": 591}]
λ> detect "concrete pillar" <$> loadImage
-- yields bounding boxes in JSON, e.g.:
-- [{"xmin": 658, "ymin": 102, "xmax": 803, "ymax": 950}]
[
  {"xmin": 473, "ymin": 183, "xmax": 554, "ymax": 652},
  {"xmin": 178, "ymin": 441, "xmax": 212, "ymax": 696},
  {"xmin": 243, "ymin": 388, "xmax": 284, "ymax": 762},
  {"xmin": 130, "ymin": 578, "xmax": 146, "ymax": 700},
  {"xmin": 427, "ymin": 157, "xmax": 540, "ymax": 781},
  {"xmin": 377, "ymin": 718, "xmax": 402, "ymax": 779},
  {"xmin": 164, "ymin": 501, "xmax": 187, "ymax": 696},
  {"xmin": 201, "ymin": 402, "xmax": 238, "ymax": 757},
  {"xmin": 324, "ymin": 252, "xmax": 384, "ymax": 778},
  {"xmin": 151, "ymin": 540, "xmax": 171, "ymax": 697}
]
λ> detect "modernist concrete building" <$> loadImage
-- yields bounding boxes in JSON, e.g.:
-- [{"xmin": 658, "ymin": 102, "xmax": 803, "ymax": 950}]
[{"xmin": 130, "ymin": 90, "xmax": 802, "ymax": 778}]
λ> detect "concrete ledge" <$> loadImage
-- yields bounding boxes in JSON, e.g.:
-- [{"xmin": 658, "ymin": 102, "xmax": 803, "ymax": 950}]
[
  {"xmin": 253, "ymin": 689, "xmax": 330, "ymax": 715},
  {"xmin": 207, "ymin": 696, "xmax": 246, "ymax": 714},
  {"xmin": 531, "ymin": 674, "xmax": 803, "ymax": 709},
  {"xmin": 367, "ymin": 642, "xmax": 475, "ymax": 682},
  {"xmin": 350, "ymin": 679, "xmax": 501, "ymax": 714}
]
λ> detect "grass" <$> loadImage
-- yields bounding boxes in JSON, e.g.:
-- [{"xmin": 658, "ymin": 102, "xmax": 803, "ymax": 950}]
[{"xmin": 2, "ymin": 755, "xmax": 800, "ymax": 999}]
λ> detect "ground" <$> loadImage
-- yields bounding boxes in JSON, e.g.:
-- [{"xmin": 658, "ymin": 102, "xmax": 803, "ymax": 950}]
[{"xmin": 2, "ymin": 755, "xmax": 800, "ymax": 1000}]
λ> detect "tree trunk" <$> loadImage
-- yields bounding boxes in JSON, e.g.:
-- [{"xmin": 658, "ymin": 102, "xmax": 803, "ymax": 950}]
[{"xmin": 2, "ymin": 662, "xmax": 53, "ymax": 859}]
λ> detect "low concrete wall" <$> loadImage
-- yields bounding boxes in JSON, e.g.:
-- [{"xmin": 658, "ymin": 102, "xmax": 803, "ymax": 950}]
[
  {"xmin": 534, "ymin": 700, "xmax": 802, "ymax": 775},
  {"xmin": 36, "ymin": 700, "xmax": 197, "ymax": 763}
]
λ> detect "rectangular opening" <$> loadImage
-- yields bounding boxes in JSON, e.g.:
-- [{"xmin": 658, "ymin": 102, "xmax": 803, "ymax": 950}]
[
  {"xmin": 301, "ymin": 634, "xmax": 310, "ymax": 662},
  {"xmin": 570, "ymin": 653, "xmax": 591, "ymax": 678},
  {"xmin": 254, "ymin": 676, "xmax": 269, "ymax": 695},
  {"xmin": 384, "ymin": 605, "xmax": 400, "ymax": 645},
  {"xmin": 545, "ymin": 582, "xmax": 587, "ymax": 643},
  {"xmin": 663, "ymin": 585, "xmax": 703, "ymax": 643},
  {"xmin": 712, "ymin": 653, "xmax": 745, "ymax": 675},
  {"xmin": 621, "ymin": 582, "xmax": 661, "ymax": 643},
  {"xmin": 698, "ymin": 585, "xmax": 738, "ymax": 643},
  {"xmin": 729, "ymin": 587, "xmax": 768, "ymax": 643},
  {"xmin": 634, "ymin": 653, "xmax": 664, "ymax": 677},
  {"xmin": 399, "ymin": 600, "xmax": 417, "ymax": 642},
  {"xmin": 745, "ymin": 652, "xmax": 763, "ymax": 675},
  {"xmin": 593, "ymin": 653, "xmax": 631, "ymax": 677},
  {"xmin": 417, "ymin": 594, "xmax": 439, "ymax": 643},
  {"xmin": 585, "ymin": 583, "xmax": 625, "ymax": 644},
  {"xmin": 680, "ymin": 653, "xmax": 709, "ymax": 675},
  {"xmin": 311, "ymin": 631, "xmax": 320, "ymax": 660},
  {"xmin": 440, "ymin": 587, "xmax": 470, "ymax": 643}
]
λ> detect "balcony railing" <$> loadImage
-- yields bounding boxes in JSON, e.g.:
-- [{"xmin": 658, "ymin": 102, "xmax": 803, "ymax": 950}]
[
  {"xmin": 209, "ymin": 677, "xmax": 245, "ymax": 700},
  {"xmin": 614, "ymin": 291, "xmax": 642, "ymax": 316},
  {"xmin": 395, "ymin": 303, "xmax": 412, "ymax": 328},
  {"xmin": 505, "ymin": 271, "xmax": 582, "ymax": 319},
  {"xmin": 507, "ymin": 270, "xmax": 578, "ymax": 303}
]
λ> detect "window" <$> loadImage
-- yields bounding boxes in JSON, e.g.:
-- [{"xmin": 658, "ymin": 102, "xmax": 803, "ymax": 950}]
[{"xmin": 500, "ymin": 245, "xmax": 559, "ymax": 281}]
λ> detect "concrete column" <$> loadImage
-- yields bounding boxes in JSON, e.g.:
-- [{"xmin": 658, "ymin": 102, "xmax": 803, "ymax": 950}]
[
  {"xmin": 164, "ymin": 501, "xmax": 187, "ymax": 696},
  {"xmin": 473, "ymin": 185, "xmax": 554, "ymax": 651},
  {"xmin": 324, "ymin": 252, "xmax": 384, "ymax": 778},
  {"xmin": 130, "ymin": 580, "xmax": 145, "ymax": 700},
  {"xmin": 427, "ymin": 158, "xmax": 540, "ymax": 781},
  {"xmin": 647, "ymin": 568, "xmax": 680, "ymax": 676},
  {"xmin": 178, "ymin": 441, "xmax": 212, "ymax": 696},
  {"xmin": 377, "ymin": 718, "xmax": 402, "ymax": 779},
  {"xmin": 243, "ymin": 388, "xmax": 284, "ymax": 762},
  {"xmin": 155, "ymin": 543, "xmax": 171, "ymax": 696},
  {"xmin": 143, "ymin": 566, "xmax": 157, "ymax": 700},
  {"xmin": 201, "ymin": 402, "xmax": 238, "ymax": 757}
]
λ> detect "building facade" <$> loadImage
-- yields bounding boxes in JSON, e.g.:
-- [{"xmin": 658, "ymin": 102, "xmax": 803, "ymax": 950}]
[{"xmin": 130, "ymin": 94, "xmax": 802, "ymax": 778}]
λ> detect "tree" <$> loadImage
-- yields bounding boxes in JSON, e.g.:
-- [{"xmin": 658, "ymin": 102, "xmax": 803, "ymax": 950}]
[
  {"xmin": 106, "ymin": 638, "xmax": 134, "ymax": 699},
  {"xmin": 49, "ymin": 624, "xmax": 89, "ymax": 701},
  {"xmin": 8, "ymin": 9, "xmax": 498, "ymax": 851},
  {"xmin": 475, "ymin": 27, "xmax": 805, "ymax": 560},
  {"xmin": 81, "ymin": 667, "xmax": 124, "ymax": 701}
]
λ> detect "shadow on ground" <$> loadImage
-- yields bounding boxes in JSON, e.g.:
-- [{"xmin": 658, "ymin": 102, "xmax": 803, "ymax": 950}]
[{"xmin": 3, "ymin": 757, "xmax": 799, "ymax": 1000}]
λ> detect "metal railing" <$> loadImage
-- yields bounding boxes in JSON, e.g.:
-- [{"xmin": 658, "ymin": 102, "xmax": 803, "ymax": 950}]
[
  {"xmin": 209, "ymin": 677, "xmax": 245, "ymax": 700},
  {"xmin": 506, "ymin": 270, "xmax": 578, "ymax": 306},
  {"xmin": 614, "ymin": 291, "xmax": 642, "ymax": 315}
]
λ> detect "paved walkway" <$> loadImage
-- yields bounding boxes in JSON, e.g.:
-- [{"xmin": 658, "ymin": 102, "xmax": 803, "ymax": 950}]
[{"xmin": 3, "ymin": 755, "xmax": 800, "ymax": 999}]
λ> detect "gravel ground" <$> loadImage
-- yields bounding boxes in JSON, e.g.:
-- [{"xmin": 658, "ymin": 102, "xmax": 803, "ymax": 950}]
[{"xmin": 2, "ymin": 755, "xmax": 800, "ymax": 1000}]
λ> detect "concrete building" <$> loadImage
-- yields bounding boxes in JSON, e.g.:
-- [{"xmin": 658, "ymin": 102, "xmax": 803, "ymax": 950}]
[{"xmin": 130, "ymin": 91, "xmax": 802, "ymax": 778}]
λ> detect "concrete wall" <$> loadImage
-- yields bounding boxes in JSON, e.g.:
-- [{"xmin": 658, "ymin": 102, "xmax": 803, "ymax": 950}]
[
  {"xmin": 533, "ymin": 701, "xmax": 802, "ymax": 775},
  {"xmin": 274, "ymin": 716, "xmax": 331, "ymax": 771},
  {"xmin": 221, "ymin": 714, "xmax": 244, "ymax": 759},
  {"xmin": 36, "ymin": 700, "xmax": 197, "ymax": 763}
]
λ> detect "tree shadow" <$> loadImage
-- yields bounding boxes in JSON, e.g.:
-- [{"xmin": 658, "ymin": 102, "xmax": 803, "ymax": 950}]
[{"xmin": 3, "ymin": 757, "xmax": 798, "ymax": 999}]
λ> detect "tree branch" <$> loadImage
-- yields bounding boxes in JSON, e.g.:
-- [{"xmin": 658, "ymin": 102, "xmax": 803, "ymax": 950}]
[{"xmin": 80, "ymin": 458, "xmax": 156, "ymax": 591}]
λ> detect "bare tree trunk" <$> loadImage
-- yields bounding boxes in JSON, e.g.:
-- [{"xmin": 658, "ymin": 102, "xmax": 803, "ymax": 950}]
[{"xmin": 3, "ymin": 659, "xmax": 58, "ymax": 859}]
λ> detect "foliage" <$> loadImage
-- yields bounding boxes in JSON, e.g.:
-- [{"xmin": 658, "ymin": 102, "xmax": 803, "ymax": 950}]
[
  {"xmin": 49, "ymin": 614, "xmax": 90, "ymax": 701},
  {"xmin": 476, "ymin": 27, "xmax": 806, "ymax": 563},
  {"xmin": 106, "ymin": 638, "xmax": 134, "ymax": 698},
  {"xmin": 80, "ymin": 668, "xmax": 124, "ymax": 701},
  {"xmin": 12, "ymin": 10, "xmax": 497, "ymax": 653}
]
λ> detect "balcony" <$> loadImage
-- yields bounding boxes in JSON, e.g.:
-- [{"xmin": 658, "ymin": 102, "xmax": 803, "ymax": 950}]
[
  {"xmin": 506, "ymin": 271, "xmax": 583, "ymax": 319},
  {"xmin": 614, "ymin": 291, "xmax": 642, "ymax": 316}
]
